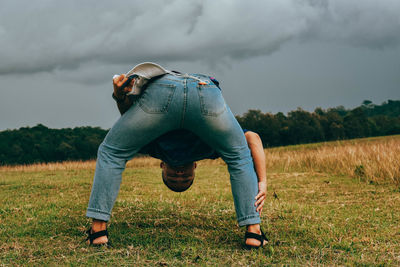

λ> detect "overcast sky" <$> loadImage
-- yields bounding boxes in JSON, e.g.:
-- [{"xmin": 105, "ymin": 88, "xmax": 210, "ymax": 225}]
[{"xmin": 0, "ymin": 0, "xmax": 399, "ymax": 130}]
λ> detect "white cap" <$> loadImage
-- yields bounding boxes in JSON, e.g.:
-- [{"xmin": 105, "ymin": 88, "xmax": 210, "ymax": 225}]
[{"xmin": 125, "ymin": 62, "xmax": 169, "ymax": 79}]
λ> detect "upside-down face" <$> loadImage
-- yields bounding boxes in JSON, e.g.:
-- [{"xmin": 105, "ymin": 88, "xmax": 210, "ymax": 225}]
[{"xmin": 160, "ymin": 162, "xmax": 197, "ymax": 192}]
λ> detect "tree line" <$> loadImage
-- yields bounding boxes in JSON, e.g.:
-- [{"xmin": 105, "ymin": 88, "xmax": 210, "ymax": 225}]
[
  {"xmin": 0, "ymin": 100, "xmax": 399, "ymax": 165},
  {"xmin": 236, "ymin": 100, "xmax": 400, "ymax": 147},
  {"xmin": 0, "ymin": 125, "xmax": 107, "ymax": 165}
]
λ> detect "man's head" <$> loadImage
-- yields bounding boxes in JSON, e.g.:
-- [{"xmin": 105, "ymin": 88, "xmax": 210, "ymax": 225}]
[{"xmin": 160, "ymin": 162, "xmax": 197, "ymax": 192}]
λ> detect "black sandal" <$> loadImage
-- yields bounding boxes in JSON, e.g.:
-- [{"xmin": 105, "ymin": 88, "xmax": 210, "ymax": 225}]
[
  {"xmin": 86, "ymin": 228, "xmax": 111, "ymax": 247},
  {"xmin": 244, "ymin": 229, "xmax": 268, "ymax": 249}
]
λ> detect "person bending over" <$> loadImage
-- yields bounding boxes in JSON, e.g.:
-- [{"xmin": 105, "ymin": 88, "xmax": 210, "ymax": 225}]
[{"xmin": 86, "ymin": 70, "xmax": 267, "ymax": 249}]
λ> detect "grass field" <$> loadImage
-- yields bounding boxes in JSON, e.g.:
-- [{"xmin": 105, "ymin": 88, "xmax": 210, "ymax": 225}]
[{"xmin": 1, "ymin": 136, "xmax": 400, "ymax": 265}]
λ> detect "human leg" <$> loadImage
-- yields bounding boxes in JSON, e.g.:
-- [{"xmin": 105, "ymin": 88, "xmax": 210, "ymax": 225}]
[
  {"xmin": 182, "ymin": 77, "xmax": 266, "ymax": 247},
  {"xmin": 183, "ymin": 77, "xmax": 260, "ymax": 227},
  {"xmin": 86, "ymin": 77, "xmax": 183, "ymax": 222}
]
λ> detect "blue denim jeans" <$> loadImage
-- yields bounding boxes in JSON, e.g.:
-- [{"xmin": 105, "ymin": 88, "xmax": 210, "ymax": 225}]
[{"xmin": 86, "ymin": 74, "xmax": 260, "ymax": 227}]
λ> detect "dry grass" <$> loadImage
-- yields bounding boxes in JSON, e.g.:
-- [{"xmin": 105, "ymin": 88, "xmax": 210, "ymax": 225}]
[
  {"xmin": 266, "ymin": 135, "xmax": 400, "ymax": 185},
  {"xmin": 0, "ymin": 155, "xmax": 225, "ymax": 172},
  {"xmin": 0, "ymin": 160, "xmax": 97, "ymax": 172},
  {"xmin": 0, "ymin": 156, "xmax": 159, "ymax": 172},
  {"xmin": 2, "ymin": 135, "xmax": 399, "ymax": 185}
]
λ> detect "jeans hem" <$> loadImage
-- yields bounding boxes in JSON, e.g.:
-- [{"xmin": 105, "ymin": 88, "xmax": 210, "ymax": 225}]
[
  {"xmin": 86, "ymin": 209, "xmax": 111, "ymax": 222},
  {"xmin": 237, "ymin": 215, "xmax": 261, "ymax": 227}
]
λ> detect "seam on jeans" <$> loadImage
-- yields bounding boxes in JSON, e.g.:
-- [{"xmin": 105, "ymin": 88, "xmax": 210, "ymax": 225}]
[
  {"xmin": 197, "ymin": 85, "xmax": 226, "ymax": 116},
  {"xmin": 225, "ymin": 157, "xmax": 253, "ymax": 169},
  {"xmin": 162, "ymin": 77, "xmax": 186, "ymax": 83},
  {"xmin": 180, "ymin": 78, "xmax": 187, "ymax": 127},
  {"xmin": 237, "ymin": 215, "xmax": 259, "ymax": 223},
  {"xmin": 138, "ymin": 84, "xmax": 176, "ymax": 114},
  {"xmin": 87, "ymin": 208, "xmax": 111, "ymax": 216}
]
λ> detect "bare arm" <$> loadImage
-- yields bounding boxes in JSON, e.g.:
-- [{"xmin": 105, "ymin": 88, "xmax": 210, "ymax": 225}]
[
  {"xmin": 245, "ymin": 131, "xmax": 267, "ymax": 214},
  {"xmin": 113, "ymin": 74, "xmax": 135, "ymax": 115}
]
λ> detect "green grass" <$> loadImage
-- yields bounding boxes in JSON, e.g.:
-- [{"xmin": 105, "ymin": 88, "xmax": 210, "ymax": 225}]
[{"xmin": 1, "ymin": 163, "xmax": 400, "ymax": 265}]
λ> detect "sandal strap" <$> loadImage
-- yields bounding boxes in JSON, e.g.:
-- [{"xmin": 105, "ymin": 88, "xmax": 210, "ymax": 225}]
[
  {"xmin": 87, "ymin": 229, "xmax": 108, "ymax": 244},
  {"xmin": 245, "ymin": 228, "xmax": 269, "ymax": 247},
  {"xmin": 245, "ymin": 232, "xmax": 265, "ymax": 243},
  {"xmin": 260, "ymin": 229, "xmax": 268, "ymax": 241}
]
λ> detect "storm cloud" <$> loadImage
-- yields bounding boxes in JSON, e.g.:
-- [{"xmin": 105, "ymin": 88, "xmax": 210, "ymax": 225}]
[
  {"xmin": 1, "ymin": 0, "xmax": 399, "ymax": 75},
  {"xmin": 1, "ymin": 0, "xmax": 399, "ymax": 130}
]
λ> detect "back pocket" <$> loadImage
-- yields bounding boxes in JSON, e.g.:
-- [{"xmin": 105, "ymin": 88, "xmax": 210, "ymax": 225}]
[
  {"xmin": 198, "ymin": 85, "xmax": 226, "ymax": 116},
  {"xmin": 139, "ymin": 83, "xmax": 176, "ymax": 114}
]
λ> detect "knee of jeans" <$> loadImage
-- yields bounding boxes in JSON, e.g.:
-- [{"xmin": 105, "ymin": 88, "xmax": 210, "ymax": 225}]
[
  {"xmin": 97, "ymin": 142, "xmax": 127, "ymax": 169},
  {"xmin": 220, "ymin": 146, "xmax": 253, "ymax": 170}
]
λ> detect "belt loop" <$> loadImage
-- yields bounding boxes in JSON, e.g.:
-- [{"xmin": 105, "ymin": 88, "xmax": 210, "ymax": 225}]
[{"xmin": 168, "ymin": 72, "xmax": 209, "ymax": 85}]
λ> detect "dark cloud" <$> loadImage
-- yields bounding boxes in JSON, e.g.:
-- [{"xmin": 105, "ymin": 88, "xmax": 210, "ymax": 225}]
[
  {"xmin": 1, "ymin": 0, "xmax": 399, "ymax": 75},
  {"xmin": 1, "ymin": 0, "xmax": 399, "ymax": 130},
  {"xmin": 305, "ymin": 0, "xmax": 400, "ymax": 49}
]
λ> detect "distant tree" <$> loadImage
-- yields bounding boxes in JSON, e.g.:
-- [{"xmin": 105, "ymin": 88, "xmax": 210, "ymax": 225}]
[
  {"xmin": 56, "ymin": 141, "xmax": 78, "ymax": 160},
  {"xmin": 326, "ymin": 111, "xmax": 345, "ymax": 140},
  {"xmin": 362, "ymin": 100, "xmax": 373, "ymax": 106},
  {"xmin": 286, "ymin": 108, "xmax": 324, "ymax": 144},
  {"xmin": 314, "ymin": 107, "xmax": 326, "ymax": 116},
  {"xmin": 343, "ymin": 108, "xmax": 371, "ymax": 139},
  {"xmin": 328, "ymin": 105, "xmax": 348, "ymax": 117},
  {"xmin": 236, "ymin": 110, "xmax": 282, "ymax": 147},
  {"xmin": 371, "ymin": 115, "xmax": 400, "ymax": 135}
]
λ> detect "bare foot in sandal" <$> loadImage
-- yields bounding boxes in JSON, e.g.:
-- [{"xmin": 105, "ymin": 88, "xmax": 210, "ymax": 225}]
[
  {"xmin": 86, "ymin": 220, "xmax": 109, "ymax": 246},
  {"xmin": 245, "ymin": 224, "xmax": 268, "ymax": 249}
]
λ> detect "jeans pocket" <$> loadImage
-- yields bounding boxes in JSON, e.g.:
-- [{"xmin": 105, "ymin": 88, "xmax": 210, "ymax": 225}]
[
  {"xmin": 198, "ymin": 85, "xmax": 226, "ymax": 116},
  {"xmin": 139, "ymin": 83, "xmax": 176, "ymax": 114}
]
